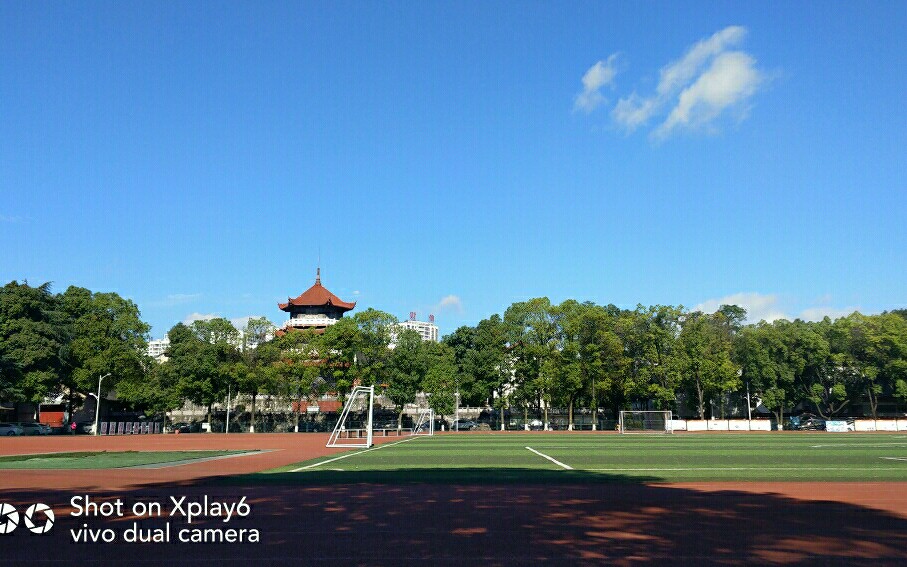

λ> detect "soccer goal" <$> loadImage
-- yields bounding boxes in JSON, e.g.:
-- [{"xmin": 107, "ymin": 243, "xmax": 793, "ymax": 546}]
[
  {"xmin": 411, "ymin": 408, "xmax": 435, "ymax": 436},
  {"xmin": 619, "ymin": 410, "xmax": 673, "ymax": 434},
  {"xmin": 326, "ymin": 385, "xmax": 375, "ymax": 448}
]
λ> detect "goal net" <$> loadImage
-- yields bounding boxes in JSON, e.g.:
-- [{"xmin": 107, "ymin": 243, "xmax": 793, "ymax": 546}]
[
  {"xmin": 411, "ymin": 408, "xmax": 434, "ymax": 436},
  {"xmin": 619, "ymin": 410, "xmax": 673, "ymax": 434},
  {"xmin": 327, "ymin": 385, "xmax": 375, "ymax": 448}
]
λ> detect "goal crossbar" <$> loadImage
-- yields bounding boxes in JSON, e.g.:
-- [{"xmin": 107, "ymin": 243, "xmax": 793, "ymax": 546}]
[
  {"xmin": 327, "ymin": 385, "xmax": 375, "ymax": 448},
  {"xmin": 619, "ymin": 410, "xmax": 673, "ymax": 434}
]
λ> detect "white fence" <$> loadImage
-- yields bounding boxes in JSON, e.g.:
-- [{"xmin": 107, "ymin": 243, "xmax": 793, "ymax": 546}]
[
  {"xmin": 853, "ymin": 419, "xmax": 904, "ymax": 432},
  {"xmin": 678, "ymin": 419, "xmax": 772, "ymax": 432},
  {"xmin": 671, "ymin": 418, "xmax": 907, "ymax": 432}
]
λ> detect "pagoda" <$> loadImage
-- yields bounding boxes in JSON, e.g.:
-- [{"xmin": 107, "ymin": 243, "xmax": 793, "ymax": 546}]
[{"xmin": 278, "ymin": 268, "xmax": 356, "ymax": 333}]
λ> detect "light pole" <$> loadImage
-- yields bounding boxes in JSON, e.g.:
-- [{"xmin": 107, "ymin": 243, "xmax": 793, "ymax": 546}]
[
  {"xmin": 746, "ymin": 380, "xmax": 752, "ymax": 421},
  {"xmin": 225, "ymin": 384, "xmax": 231, "ymax": 434},
  {"xmin": 592, "ymin": 378, "xmax": 596, "ymax": 431},
  {"xmin": 94, "ymin": 373, "xmax": 111, "ymax": 436},
  {"xmin": 454, "ymin": 389, "xmax": 460, "ymax": 432}
]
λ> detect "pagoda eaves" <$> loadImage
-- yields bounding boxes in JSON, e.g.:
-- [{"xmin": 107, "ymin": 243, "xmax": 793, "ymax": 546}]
[
  {"xmin": 278, "ymin": 269, "xmax": 356, "ymax": 334},
  {"xmin": 278, "ymin": 269, "xmax": 356, "ymax": 312}
]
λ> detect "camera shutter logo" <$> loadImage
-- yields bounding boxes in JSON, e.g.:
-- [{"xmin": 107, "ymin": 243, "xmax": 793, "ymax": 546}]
[
  {"xmin": 0, "ymin": 503, "xmax": 20, "ymax": 534},
  {"xmin": 24, "ymin": 503, "xmax": 54, "ymax": 534}
]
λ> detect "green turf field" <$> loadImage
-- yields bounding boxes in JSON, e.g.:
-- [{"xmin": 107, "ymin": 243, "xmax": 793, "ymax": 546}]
[
  {"xmin": 0, "ymin": 450, "xmax": 245, "ymax": 469},
  {"xmin": 266, "ymin": 433, "xmax": 907, "ymax": 483}
]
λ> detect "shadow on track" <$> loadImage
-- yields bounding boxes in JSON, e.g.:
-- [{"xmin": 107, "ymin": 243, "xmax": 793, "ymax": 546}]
[{"xmin": 2, "ymin": 468, "xmax": 906, "ymax": 565}]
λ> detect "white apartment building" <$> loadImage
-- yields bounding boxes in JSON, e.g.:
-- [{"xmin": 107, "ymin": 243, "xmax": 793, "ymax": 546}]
[
  {"xmin": 389, "ymin": 317, "xmax": 440, "ymax": 348},
  {"xmin": 147, "ymin": 337, "xmax": 170, "ymax": 361},
  {"xmin": 399, "ymin": 318, "xmax": 439, "ymax": 342}
]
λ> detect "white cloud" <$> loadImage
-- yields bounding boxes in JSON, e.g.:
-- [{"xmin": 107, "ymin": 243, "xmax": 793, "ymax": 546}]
[
  {"xmin": 656, "ymin": 51, "xmax": 761, "ymax": 138},
  {"xmin": 435, "ymin": 294, "xmax": 464, "ymax": 314},
  {"xmin": 612, "ymin": 93, "xmax": 658, "ymax": 131},
  {"xmin": 574, "ymin": 54, "xmax": 620, "ymax": 113},
  {"xmin": 609, "ymin": 25, "xmax": 763, "ymax": 137},
  {"xmin": 695, "ymin": 292, "xmax": 868, "ymax": 324},
  {"xmin": 798, "ymin": 306, "xmax": 859, "ymax": 322},
  {"xmin": 694, "ymin": 292, "xmax": 790, "ymax": 323},
  {"xmin": 230, "ymin": 316, "xmax": 254, "ymax": 329},
  {"xmin": 182, "ymin": 312, "xmax": 218, "ymax": 325},
  {"xmin": 656, "ymin": 25, "xmax": 747, "ymax": 97}
]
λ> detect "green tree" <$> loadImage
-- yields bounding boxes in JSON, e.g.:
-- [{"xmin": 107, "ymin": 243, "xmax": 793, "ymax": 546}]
[
  {"xmin": 237, "ymin": 317, "xmax": 277, "ymax": 431},
  {"xmin": 443, "ymin": 325, "xmax": 482, "ymax": 406},
  {"xmin": 786, "ymin": 319, "xmax": 851, "ymax": 419},
  {"xmin": 676, "ymin": 311, "xmax": 740, "ymax": 418},
  {"xmin": 572, "ymin": 302, "xmax": 627, "ymax": 428},
  {"xmin": 545, "ymin": 302, "xmax": 584, "ymax": 430},
  {"xmin": 164, "ymin": 319, "xmax": 239, "ymax": 422},
  {"xmin": 421, "ymin": 342, "xmax": 458, "ymax": 421},
  {"xmin": 735, "ymin": 322, "xmax": 796, "ymax": 425},
  {"xmin": 836, "ymin": 313, "xmax": 907, "ymax": 418},
  {"xmin": 386, "ymin": 329, "xmax": 425, "ymax": 430},
  {"xmin": 353, "ymin": 308, "xmax": 398, "ymax": 388},
  {"xmin": 115, "ymin": 361, "xmax": 182, "ymax": 414},
  {"xmin": 470, "ymin": 315, "xmax": 512, "ymax": 425},
  {"xmin": 504, "ymin": 298, "xmax": 556, "ymax": 428},
  {"xmin": 896, "ymin": 379, "xmax": 907, "ymax": 413},
  {"xmin": 319, "ymin": 317, "xmax": 362, "ymax": 402},
  {"xmin": 59, "ymin": 286, "xmax": 150, "ymax": 412},
  {"xmin": 0, "ymin": 281, "xmax": 65, "ymax": 414},
  {"xmin": 191, "ymin": 317, "xmax": 240, "ymax": 345},
  {"xmin": 271, "ymin": 329, "xmax": 324, "ymax": 432},
  {"xmin": 617, "ymin": 305, "xmax": 683, "ymax": 414}
]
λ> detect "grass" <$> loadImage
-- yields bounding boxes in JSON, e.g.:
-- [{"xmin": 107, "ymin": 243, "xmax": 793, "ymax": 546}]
[
  {"xmin": 259, "ymin": 433, "xmax": 907, "ymax": 483},
  {"xmin": 0, "ymin": 450, "xmax": 244, "ymax": 469}
]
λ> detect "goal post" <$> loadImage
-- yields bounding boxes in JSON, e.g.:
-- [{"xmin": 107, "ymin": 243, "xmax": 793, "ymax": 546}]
[
  {"xmin": 411, "ymin": 408, "xmax": 434, "ymax": 436},
  {"xmin": 619, "ymin": 410, "xmax": 673, "ymax": 434},
  {"xmin": 327, "ymin": 385, "xmax": 375, "ymax": 448}
]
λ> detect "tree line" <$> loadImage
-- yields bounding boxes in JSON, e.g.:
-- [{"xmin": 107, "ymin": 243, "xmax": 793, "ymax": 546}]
[
  {"xmin": 2, "ymin": 281, "xmax": 906, "ymax": 428},
  {"xmin": 453, "ymin": 299, "xmax": 907, "ymax": 426}
]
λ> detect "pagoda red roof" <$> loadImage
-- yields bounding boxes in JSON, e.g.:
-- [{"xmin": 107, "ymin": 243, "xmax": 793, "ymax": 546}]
[{"xmin": 278, "ymin": 269, "xmax": 356, "ymax": 312}]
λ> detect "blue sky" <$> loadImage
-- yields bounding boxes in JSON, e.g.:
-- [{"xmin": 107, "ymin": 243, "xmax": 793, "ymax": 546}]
[{"xmin": 2, "ymin": 2, "xmax": 905, "ymax": 338}]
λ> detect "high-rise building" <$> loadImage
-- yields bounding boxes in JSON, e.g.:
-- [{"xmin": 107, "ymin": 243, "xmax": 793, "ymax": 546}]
[{"xmin": 398, "ymin": 318, "xmax": 439, "ymax": 343}]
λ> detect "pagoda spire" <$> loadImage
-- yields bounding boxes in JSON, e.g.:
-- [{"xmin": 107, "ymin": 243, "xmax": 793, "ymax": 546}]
[{"xmin": 316, "ymin": 267, "xmax": 321, "ymax": 285}]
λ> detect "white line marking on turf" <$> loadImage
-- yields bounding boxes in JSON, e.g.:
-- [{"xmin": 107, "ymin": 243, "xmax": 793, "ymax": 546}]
[
  {"xmin": 880, "ymin": 457, "xmax": 907, "ymax": 462},
  {"xmin": 525, "ymin": 446, "xmax": 573, "ymax": 470},
  {"xmin": 586, "ymin": 467, "xmax": 907, "ymax": 471},
  {"xmin": 811, "ymin": 443, "xmax": 907, "ymax": 448},
  {"xmin": 290, "ymin": 437, "xmax": 416, "ymax": 472}
]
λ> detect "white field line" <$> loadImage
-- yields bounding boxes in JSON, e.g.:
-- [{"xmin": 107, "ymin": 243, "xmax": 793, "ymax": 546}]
[
  {"xmin": 586, "ymin": 466, "xmax": 907, "ymax": 472},
  {"xmin": 290, "ymin": 437, "xmax": 416, "ymax": 472},
  {"xmin": 811, "ymin": 443, "xmax": 907, "ymax": 448},
  {"xmin": 525, "ymin": 446, "xmax": 573, "ymax": 470},
  {"xmin": 880, "ymin": 457, "xmax": 907, "ymax": 462}
]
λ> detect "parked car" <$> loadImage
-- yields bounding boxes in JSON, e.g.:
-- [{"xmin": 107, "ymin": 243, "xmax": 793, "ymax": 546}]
[
  {"xmin": 528, "ymin": 419, "xmax": 544, "ymax": 431},
  {"xmin": 792, "ymin": 416, "xmax": 825, "ymax": 431},
  {"xmin": 415, "ymin": 419, "xmax": 445, "ymax": 432},
  {"xmin": 168, "ymin": 422, "xmax": 202, "ymax": 434},
  {"xmin": 17, "ymin": 422, "xmax": 51, "ymax": 435},
  {"xmin": 0, "ymin": 422, "xmax": 23, "ymax": 436},
  {"xmin": 451, "ymin": 419, "xmax": 478, "ymax": 431}
]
